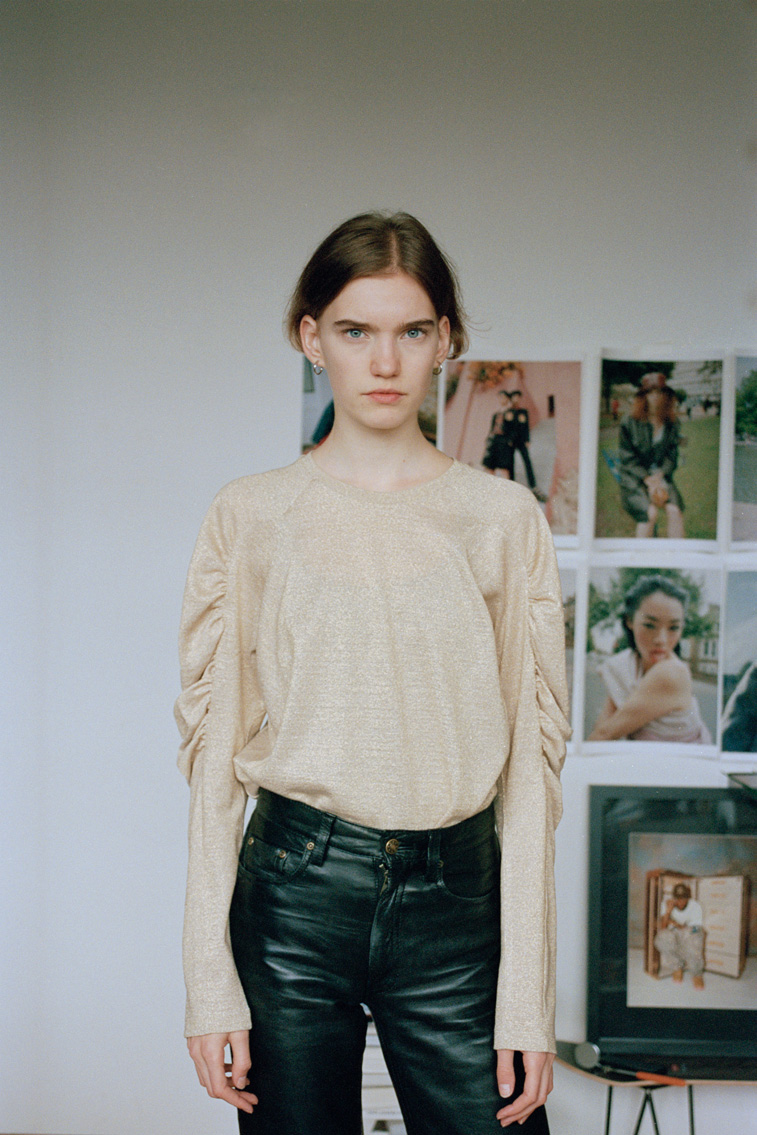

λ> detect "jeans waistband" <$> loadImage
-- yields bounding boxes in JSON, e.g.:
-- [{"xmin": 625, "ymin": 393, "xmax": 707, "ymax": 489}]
[{"xmin": 253, "ymin": 788, "xmax": 495, "ymax": 872}]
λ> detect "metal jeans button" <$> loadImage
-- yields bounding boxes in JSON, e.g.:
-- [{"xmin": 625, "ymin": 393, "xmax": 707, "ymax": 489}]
[{"xmin": 385, "ymin": 838, "xmax": 399, "ymax": 855}]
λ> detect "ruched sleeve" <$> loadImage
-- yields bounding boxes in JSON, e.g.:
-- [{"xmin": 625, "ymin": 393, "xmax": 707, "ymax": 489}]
[
  {"xmin": 493, "ymin": 502, "xmax": 571, "ymax": 1053},
  {"xmin": 175, "ymin": 488, "xmax": 267, "ymax": 1037}
]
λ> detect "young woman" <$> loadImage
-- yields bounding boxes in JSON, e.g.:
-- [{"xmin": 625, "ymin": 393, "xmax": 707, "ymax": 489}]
[
  {"xmin": 589, "ymin": 574, "xmax": 710, "ymax": 743},
  {"xmin": 617, "ymin": 372, "xmax": 685, "ymax": 538},
  {"xmin": 175, "ymin": 211, "xmax": 571, "ymax": 1134}
]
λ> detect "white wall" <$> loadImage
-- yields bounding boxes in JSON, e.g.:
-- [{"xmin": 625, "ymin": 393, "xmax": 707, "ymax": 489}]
[{"xmin": 2, "ymin": 2, "xmax": 756, "ymax": 1132}]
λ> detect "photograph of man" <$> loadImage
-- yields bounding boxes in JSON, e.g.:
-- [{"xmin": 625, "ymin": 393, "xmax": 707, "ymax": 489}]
[
  {"xmin": 627, "ymin": 835, "xmax": 756, "ymax": 1010},
  {"xmin": 510, "ymin": 389, "xmax": 547, "ymax": 500},
  {"xmin": 654, "ymin": 882, "xmax": 705, "ymax": 990},
  {"xmin": 481, "ymin": 389, "xmax": 515, "ymax": 477},
  {"xmin": 444, "ymin": 358, "xmax": 582, "ymax": 535}
]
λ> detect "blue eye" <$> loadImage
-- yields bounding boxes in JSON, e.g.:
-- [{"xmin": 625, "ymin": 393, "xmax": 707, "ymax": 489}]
[
  {"xmin": 346, "ymin": 328, "xmax": 363, "ymax": 339},
  {"xmin": 405, "ymin": 328, "xmax": 423, "ymax": 339}
]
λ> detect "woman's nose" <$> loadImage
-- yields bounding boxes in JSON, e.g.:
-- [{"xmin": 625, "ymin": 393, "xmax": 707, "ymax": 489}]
[{"xmin": 371, "ymin": 338, "xmax": 400, "ymax": 377}]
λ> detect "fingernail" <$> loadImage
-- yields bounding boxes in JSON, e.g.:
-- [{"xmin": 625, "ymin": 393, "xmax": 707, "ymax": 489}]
[{"xmin": 499, "ymin": 1083, "xmax": 512, "ymax": 1097}]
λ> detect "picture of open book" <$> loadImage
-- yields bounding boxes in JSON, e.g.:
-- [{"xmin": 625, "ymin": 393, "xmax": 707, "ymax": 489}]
[
  {"xmin": 626, "ymin": 831, "xmax": 757, "ymax": 1010},
  {"xmin": 645, "ymin": 869, "xmax": 750, "ymax": 981}
]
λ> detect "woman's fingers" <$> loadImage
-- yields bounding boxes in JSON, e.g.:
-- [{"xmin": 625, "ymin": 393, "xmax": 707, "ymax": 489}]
[
  {"xmin": 495, "ymin": 1050, "xmax": 554, "ymax": 1127},
  {"xmin": 496, "ymin": 1048, "xmax": 515, "ymax": 1100},
  {"xmin": 228, "ymin": 1028, "xmax": 255, "ymax": 1093},
  {"xmin": 187, "ymin": 1032, "xmax": 258, "ymax": 1113}
]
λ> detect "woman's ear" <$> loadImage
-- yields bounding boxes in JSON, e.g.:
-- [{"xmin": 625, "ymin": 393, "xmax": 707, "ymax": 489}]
[
  {"xmin": 299, "ymin": 315, "xmax": 321, "ymax": 365},
  {"xmin": 436, "ymin": 315, "xmax": 451, "ymax": 365}
]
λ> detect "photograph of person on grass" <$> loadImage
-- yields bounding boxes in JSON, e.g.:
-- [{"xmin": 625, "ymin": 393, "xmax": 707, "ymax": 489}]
[
  {"xmin": 732, "ymin": 355, "xmax": 757, "ymax": 543},
  {"xmin": 595, "ymin": 357, "xmax": 722, "ymax": 541}
]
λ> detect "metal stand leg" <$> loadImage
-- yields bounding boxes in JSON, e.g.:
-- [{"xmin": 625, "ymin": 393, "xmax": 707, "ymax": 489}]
[
  {"xmin": 631, "ymin": 1086, "xmax": 662, "ymax": 1135},
  {"xmin": 688, "ymin": 1084, "xmax": 695, "ymax": 1135},
  {"xmin": 604, "ymin": 1084, "xmax": 613, "ymax": 1135}
]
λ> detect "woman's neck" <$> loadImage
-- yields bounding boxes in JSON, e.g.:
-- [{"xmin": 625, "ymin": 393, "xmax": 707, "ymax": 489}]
[{"xmin": 310, "ymin": 420, "xmax": 452, "ymax": 492}]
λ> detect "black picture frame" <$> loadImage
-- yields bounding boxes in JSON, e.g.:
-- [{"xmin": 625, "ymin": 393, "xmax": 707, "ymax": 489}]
[{"xmin": 587, "ymin": 785, "xmax": 757, "ymax": 1065}]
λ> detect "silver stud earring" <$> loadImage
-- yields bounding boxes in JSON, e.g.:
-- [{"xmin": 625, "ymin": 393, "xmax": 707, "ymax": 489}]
[{"xmin": 313, "ymin": 364, "xmax": 324, "ymax": 375}]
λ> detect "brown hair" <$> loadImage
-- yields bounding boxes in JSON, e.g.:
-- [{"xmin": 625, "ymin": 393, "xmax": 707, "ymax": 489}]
[
  {"xmin": 285, "ymin": 211, "xmax": 469, "ymax": 358},
  {"xmin": 630, "ymin": 385, "xmax": 678, "ymax": 424}
]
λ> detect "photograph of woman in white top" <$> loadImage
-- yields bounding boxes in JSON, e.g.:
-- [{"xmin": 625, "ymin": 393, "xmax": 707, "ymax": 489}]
[
  {"xmin": 589, "ymin": 574, "xmax": 710, "ymax": 743},
  {"xmin": 175, "ymin": 212, "xmax": 571, "ymax": 1134}
]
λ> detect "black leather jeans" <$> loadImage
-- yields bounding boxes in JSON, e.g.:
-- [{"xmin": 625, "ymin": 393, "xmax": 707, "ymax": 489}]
[{"xmin": 230, "ymin": 789, "xmax": 549, "ymax": 1135}]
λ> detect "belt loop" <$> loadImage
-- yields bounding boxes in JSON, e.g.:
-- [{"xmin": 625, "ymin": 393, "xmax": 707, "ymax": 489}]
[
  {"xmin": 310, "ymin": 812, "xmax": 335, "ymax": 866},
  {"xmin": 426, "ymin": 829, "xmax": 442, "ymax": 882}
]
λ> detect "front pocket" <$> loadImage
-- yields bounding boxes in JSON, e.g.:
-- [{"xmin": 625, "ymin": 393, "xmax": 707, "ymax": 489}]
[
  {"xmin": 238, "ymin": 831, "xmax": 314, "ymax": 885},
  {"xmin": 437, "ymin": 830, "xmax": 500, "ymax": 900}
]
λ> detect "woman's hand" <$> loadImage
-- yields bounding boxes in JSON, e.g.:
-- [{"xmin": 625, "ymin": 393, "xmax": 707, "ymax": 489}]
[
  {"xmin": 644, "ymin": 472, "xmax": 669, "ymax": 507},
  {"xmin": 495, "ymin": 1049, "xmax": 554, "ymax": 1127},
  {"xmin": 588, "ymin": 695, "xmax": 618, "ymax": 741},
  {"xmin": 187, "ymin": 1030, "xmax": 258, "ymax": 1113}
]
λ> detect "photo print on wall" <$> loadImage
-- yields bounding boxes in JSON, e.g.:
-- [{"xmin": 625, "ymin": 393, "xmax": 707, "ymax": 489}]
[
  {"xmin": 584, "ymin": 564, "xmax": 719, "ymax": 749},
  {"xmin": 444, "ymin": 359, "xmax": 582, "ymax": 536},
  {"xmin": 595, "ymin": 356, "xmax": 722, "ymax": 541},
  {"xmin": 722, "ymin": 570, "xmax": 757, "ymax": 754},
  {"xmin": 732, "ymin": 356, "xmax": 757, "ymax": 544}
]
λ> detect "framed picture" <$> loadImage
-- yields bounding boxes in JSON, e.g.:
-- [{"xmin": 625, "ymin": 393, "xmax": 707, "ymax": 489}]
[{"xmin": 587, "ymin": 785, "xmax": 757, "ymax": 1066}]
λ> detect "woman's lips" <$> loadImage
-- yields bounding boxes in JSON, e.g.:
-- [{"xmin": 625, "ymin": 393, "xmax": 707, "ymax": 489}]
[{"xmin": 365, "ymin": 391, "xmax": 404, "ymax": 404}]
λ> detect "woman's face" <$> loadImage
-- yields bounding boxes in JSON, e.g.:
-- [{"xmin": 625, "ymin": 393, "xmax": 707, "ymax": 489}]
[
  {"xmin": 627, "ymin": 590, "xmax": 685, "ymax": 672},
  {"xmin": 646, "ymin": 387, "xmax": 664, "ymax": 416},
  {"xmin": 299, "ymin": 272, "xmax": 449, "ymax": 435}
]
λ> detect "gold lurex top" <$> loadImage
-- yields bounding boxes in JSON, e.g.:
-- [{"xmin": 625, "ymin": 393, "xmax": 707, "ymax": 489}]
[{"xmin": 176, "ymin": 454, "xmax": 570, "ymax": 1050}]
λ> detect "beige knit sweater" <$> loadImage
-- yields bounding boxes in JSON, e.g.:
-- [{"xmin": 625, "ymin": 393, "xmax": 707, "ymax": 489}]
[{"xmin": 176, "ymin": 454, "xmax": 570, "ymax": 1050}]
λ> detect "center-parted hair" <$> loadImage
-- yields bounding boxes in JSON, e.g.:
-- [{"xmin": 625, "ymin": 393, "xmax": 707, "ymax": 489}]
[
  {"xmin": 622, "ymin": 573, "xmax": 688, "ymax": 654},
  {"xmin": 285, "ymin": 211, "xmax": 469, "ymax": 358}
]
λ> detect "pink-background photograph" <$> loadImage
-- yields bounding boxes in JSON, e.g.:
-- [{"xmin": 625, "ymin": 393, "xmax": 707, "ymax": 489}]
[{"xmin": 444, "ymin": 360, "xmax": 582, "ymax": 535}]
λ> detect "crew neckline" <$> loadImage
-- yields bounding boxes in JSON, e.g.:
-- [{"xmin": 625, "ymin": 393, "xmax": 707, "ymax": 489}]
[{"xmin": 304, "ymin": 450, "xmax": 462, "ymax": 500}]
